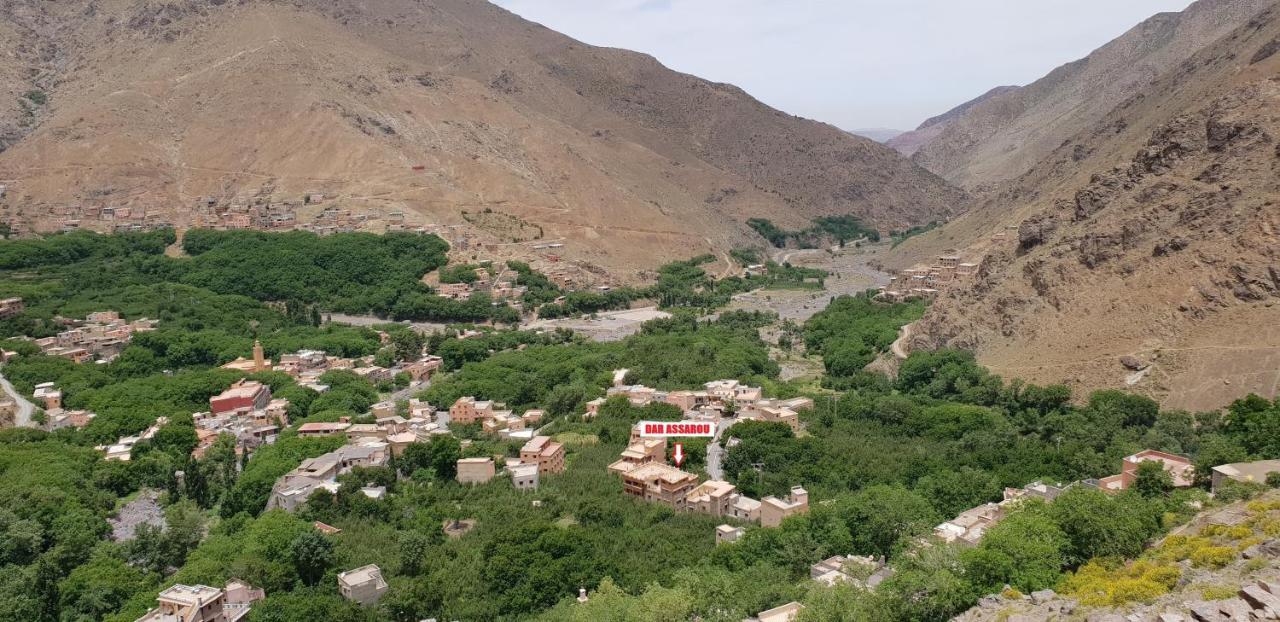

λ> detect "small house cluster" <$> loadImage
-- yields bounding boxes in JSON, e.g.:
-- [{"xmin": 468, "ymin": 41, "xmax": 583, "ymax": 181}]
[
  {"xmin": 601, "ymin": 377, "xmax": 812, "ymax": 433},
  {"xmin": 608, "ymin": 422, "xmax": 809, "ymax": 527},
  {"xmin": 192, "ymin": 379, "xmax": 291, "ymax": 458},
  {"xmin": 455, "ymin": 434, "xmax": 566, "ymax": 489},
  {"xmin": 936, "ymin": 449, "xmax": 1197, "ymax": 546},
  {"xmin": 266, "ymin": 441, "xmax": 391, "ymax": 512},
  {"xmin": 97, "ymin": 418, "xmax": 169, "ymax": 462},
  {"xmin": 449, "ymin": 396, "xmax": 543, "ymax": 440},
  {"xmin": 30, "ymin": 310, "xmax": 158, "ymax": 363},
  {"xmin": 435, "ymin": 266, "xmax": 528, "ymax": 305},
  {"xmin": 809, "ymin": 554, "xmax": 893, "ymax": 589},
  {"xmin": 30, "ymin": 382, "xmax": 97, "ymax": 431},
  {"xmin": 222, "ymin": 341, "xmax": 442, "ymax": 392},
  {"xmin": 878, "ymin": 249, "xmax": 981, "ymax": 301}
]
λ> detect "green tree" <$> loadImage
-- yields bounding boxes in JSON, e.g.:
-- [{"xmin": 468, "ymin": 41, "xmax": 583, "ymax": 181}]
[
  {"xmin": 1132, "ymin": 461, "xmax": 1173, "ymax": 498},
  {"xmin": 839, "ymin": 485, "xmax": 939, "ymax": 557},
  {"xmin": 289, "ymin": 531, "xmax": 334, "ymax": 587},
  {"xmin": 1047, "ymin": 488, "xmax": 1157, "ymax": 566},
  {"xmin": 398, "ymin": 531, "xmax": 437, "ymax": 576},
  {"xmin": 963, "ymin": 505, "xmax": 1067, "ymax": 592}
]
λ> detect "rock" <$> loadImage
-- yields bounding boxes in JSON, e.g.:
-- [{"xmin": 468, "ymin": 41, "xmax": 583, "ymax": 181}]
[
  {"xmin": 1087, "ymin": 614, "xmax": 1127, "ymax": 622},
  {"xmin": 1240, "ymin": 584, "xmax": 1280, "ymax": 612},
  {"xmin": 1030, "ymin": 589, "xmax": 1057, "ymax": 604},
  {"xmin": 1153, "ymin": 237, "xmax": 1189, "ymax": 256},
  {"xmin": 1188, "ymin": 601, "xmax": 1221, "ymax": 621},
  {"xmin": 1120, "ymin": 355, "xmax": 1149, "ymax": 371},
  {"xmin": 1158, "ymin": 614, "xmax": 1188, "ymax": 622},
  {"xmin": 1018, "ymin": 214, "xmax": 1058, "ymax": 251}
]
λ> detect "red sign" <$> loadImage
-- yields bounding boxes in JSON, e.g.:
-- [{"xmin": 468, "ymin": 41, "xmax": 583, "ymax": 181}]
[{"xmin": 637, "ymin": 421, "xmax": 716, "ymax": 438}]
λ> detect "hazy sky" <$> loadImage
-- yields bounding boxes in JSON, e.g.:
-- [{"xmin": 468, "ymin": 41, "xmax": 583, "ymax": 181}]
[{"xmin": 490, "ymin": 0, "xmax": 1194, "ymax": 131}]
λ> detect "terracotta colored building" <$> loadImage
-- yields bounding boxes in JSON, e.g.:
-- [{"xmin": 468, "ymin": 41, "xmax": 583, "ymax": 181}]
[
  {"xmin": 519, "ymin": 436, "xmax": 566, "ymax": 475},
  {"xmin": 210, "ymin": 380, "xmax": 272, "ymax": 415}
]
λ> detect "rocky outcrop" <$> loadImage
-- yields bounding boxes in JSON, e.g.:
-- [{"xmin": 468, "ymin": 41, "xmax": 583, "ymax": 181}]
[{"xmin": 898, "ymin": 2, "xmax": 1280, "ymax": 409}]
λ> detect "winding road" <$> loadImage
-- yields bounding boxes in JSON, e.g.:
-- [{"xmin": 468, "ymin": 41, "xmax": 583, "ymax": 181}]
[{"xmin": 0, "ymin": 368, "xmax": 36, "ymax": 427}]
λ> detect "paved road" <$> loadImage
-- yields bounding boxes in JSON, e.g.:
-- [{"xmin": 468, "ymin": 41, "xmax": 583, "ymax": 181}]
[
  {"xmin": 706, "ymin": 417, "xmax": 737, "ymax": 480},
  {"xmin": 0, "ymin": 367, "xmax": 36, "ymax": 427}
]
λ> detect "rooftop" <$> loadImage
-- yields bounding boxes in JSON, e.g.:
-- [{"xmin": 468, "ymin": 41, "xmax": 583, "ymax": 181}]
[
  {"xmin": 157, "ymin": 584, "xmax": 223, "ymax": 606},
  {"xmin": 338, "ymin": 564, "xmax": 386, "ymax": 588}
]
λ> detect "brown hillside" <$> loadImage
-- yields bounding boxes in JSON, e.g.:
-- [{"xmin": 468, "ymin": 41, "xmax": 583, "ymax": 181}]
[
  {"xmin": 892, "ymin": 0, "xmax": 1274, "ymax": 189},
  {"xmin": 894, "ymin": 1, "xmax": 1280, "ymax": 411},
  {"xmin": 0, "ymin": 0, "xmax": 962, "ymax": 278}
]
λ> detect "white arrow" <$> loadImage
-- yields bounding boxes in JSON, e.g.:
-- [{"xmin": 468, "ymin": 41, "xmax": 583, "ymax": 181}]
[{"xmin": 674, "ymin": 442, "xmax": 685, "ymax": 467}]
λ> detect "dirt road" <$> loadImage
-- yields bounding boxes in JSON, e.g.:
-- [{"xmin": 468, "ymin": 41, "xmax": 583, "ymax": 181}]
[{"xmin": 0, "ymin": 368, "xmax": 36, "ymax": 427}]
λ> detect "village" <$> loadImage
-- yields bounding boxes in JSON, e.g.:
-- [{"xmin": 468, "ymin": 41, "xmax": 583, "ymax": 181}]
[
  {"xmin": 0, "ymin": 293, "xmax": 1277, "ymax": 622},
  {"xmin": 877, "ymin": 248, "xmax": 982, "ymax": 302}
]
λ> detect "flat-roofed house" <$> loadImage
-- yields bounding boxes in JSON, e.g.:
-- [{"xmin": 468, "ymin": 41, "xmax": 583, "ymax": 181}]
[
  {"xmin": 620, "ymin": 463, "xmax": 698, "ymax": 510},
  {"xmin": 760, "ymin": 487, "xmax": 809, "ymax": 528},
  {"xmin": 345, "ymin": 423, "xmax": 384, "ymax": 442},
  {"xmin": 296, "ymin": 422, "xmax": 351, "ymax": 438},
  {"xmin": 509, "ymin": 462, "xmax": 539, "ymax": 490},
  {"xmin": 686, "ymin": 480, "xmax": 738, "ymax": 517},
  {"xmin": 134, "ymin": 584, "xmax": 226, "ymax": 622},
  {"xmin": 337, "ymin": 564, "xmax": 387, "ymax": 606},
  {"xmin": 134, "ymin": 580, "xmax": 263, "ymax": 622},
  {"xmin": 1211, "ymin": 460, "xmax": 1280, "ymax": 492},
  {"xmin": 716, "ymin": 524, "xmax": 744, "ymax": 545},
  {"xmin": 456, "ymin": 457, "xmax": 496, "ymax": 484},
  {"xmin": 1098, "ymin": 449, "xmax": 1195, "ymax": 493},
  {"xmin": 210, "ymin": 380, "xmax": 272, "ymax": 415},
  {"xmin": 608, "ymin": 438, "xmax": 666, "ymax": 476},
  {"xmin": 730, "ymin": 495, "xmax": 762, "ymax": 523},
  {"xmin": 933, "ymin": 502, "xmax": 1005, "ymax": 545},
  {"xmin": 748, "ymin": 601, "xmax": 805, "ymax": 622},
  {"xmin": 519, "ymin": 436, "xmax": 566, "ymax": 475},
  {"xmin": 450, "ymin": 397, "xmax": 495, "ymax": 425}
]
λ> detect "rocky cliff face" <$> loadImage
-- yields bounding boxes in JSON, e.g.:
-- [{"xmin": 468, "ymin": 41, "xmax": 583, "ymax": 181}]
[
  {"xmin": 890, "ymin": 0, "xmax": 1276, "ymax": 189},
  {"xmin": 900, "ymin": 2, "xmax": 1280, "ymax": 410},
  {"xmin": 0, "ymin": 0, "xmax": 962, "ymax": 278}
]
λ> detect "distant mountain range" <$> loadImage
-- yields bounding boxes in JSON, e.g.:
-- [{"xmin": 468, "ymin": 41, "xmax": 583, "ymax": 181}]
[
  {"xmin": 887, "ymin": 0, "xmax": 1277, "ymax": 189},
  {"xmin": 0, "ymin": 0, "xmax": 961, "ymax": 278},
  {"xmin": 848, "ymin": 128, "xmax": 905, "ymax": 143}
]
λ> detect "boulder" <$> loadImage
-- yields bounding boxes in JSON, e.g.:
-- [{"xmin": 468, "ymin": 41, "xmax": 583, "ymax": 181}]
[
  {"xmin": 1030, "ymin": 589, "xmax": 1057, "ymax": 604},
  {"xmin": 1120, "ymin": 355, "xmax": 1149, "ymax": 371}
]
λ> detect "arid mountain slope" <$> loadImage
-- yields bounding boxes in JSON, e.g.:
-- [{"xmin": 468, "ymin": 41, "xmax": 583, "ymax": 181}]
[
  {"xmin": 892, "ymin": 2, "xmax": 1280, "ymax": 410},
  {"xmin": 890, "ymin": 0, "xmax": 1274, "ymax": 188},
  {"xmin": 0, "ymin": 0, "xmax": 961, "ymax": 278},
  {"xmin": 885, "ymin": 85, "xmax": 1017, "ymax": 157}
]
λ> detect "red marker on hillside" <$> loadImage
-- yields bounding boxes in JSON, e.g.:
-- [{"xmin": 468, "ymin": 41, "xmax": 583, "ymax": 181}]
[{"xmin": 673, "ymin": 442, "xmax": 685, "ymax": 467}]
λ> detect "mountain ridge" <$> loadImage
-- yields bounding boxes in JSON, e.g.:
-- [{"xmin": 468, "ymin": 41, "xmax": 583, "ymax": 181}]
[
  {"xmin": 890, "ymin": 0, "xmax": 1277, "ymax": 188},
  {"xmin": 0, "ymin": 0, "xmax": 962, "ymax": 279},
  {"xmin": 890, "ymin": 0, "xmax": 1280, "ymax": 410}
]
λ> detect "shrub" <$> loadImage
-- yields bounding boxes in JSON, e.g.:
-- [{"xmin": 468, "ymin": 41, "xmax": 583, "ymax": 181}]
[
  {"xmin": 1060, "ymin": 559, "xmax": 1179, "ymax": 607},
  {"xmin": 1189, "ymin": 546, "xmax": 1236, "ymax": 568},
  {"xmin": 1198, "ymin": 584, "xmax": 1238, "ymax": 600}
]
